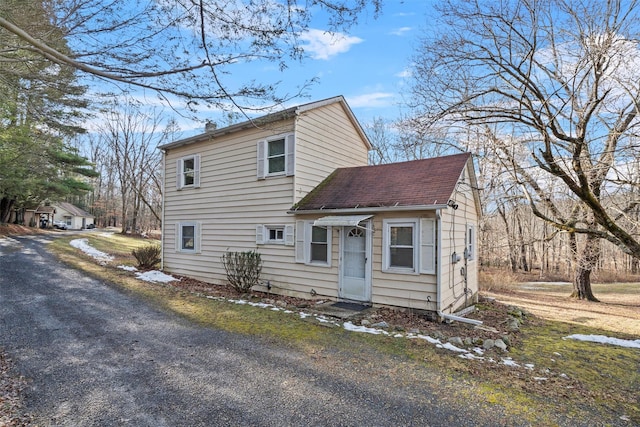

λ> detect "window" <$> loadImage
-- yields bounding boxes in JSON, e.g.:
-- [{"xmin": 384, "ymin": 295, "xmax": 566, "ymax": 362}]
[
  {"xmin": 382, "ymin": 219, "xmax": 419, "ymax": 273},
  {"xmin": 267, "ymin": 226, "xmax": 284, "ymax": 243},
  {"xmin": 295, "ymin": 220, "xmax": 331, "ymax": 266},
  {"xmin": 466, "ymin": 224, "xmax": 475, "ymax": 261},
  {"xmin": 267, "ymin": 139, "xmax": 285, "ymax": 174},
  {"xmin": 176, "ymin": 155, "xmax": 200, "ymax": 189},
  {"xmin": 176, "ymin": 222, "xmax": 201, "ymax": 253},
  {"xmin": 257, "ymin": 134, "xmax": 295, "ymax": 179},
  {"xmin": 256, "ymin": 224, "xmax": 294, "ymax": 246},
  {"xmin": 310, "ymin": 226, "xmax": 329, "ymax": 263}
]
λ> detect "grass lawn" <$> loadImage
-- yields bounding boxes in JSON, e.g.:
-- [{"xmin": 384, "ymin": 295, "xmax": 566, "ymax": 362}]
[{"xmin": 48, "ymin": 232, "xmax": 640, "ymax": 426}]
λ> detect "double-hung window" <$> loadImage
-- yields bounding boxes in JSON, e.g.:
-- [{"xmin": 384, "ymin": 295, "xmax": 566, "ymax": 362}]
[
  {"xmin": 257, "ymin": 134, "xmax": 295, "ymax": 179},
  {"xmin": 382, "ymin": 219, "xmax": 420, "ymax": 273},
  {"xmin": 295, "ymin": 220, "xmax": 331, "ymax": 266},
  {"xmin": 310, "ymin": 226, "xmax": 329, "ymax": 263},
  {"xmin": 176, "ymin": 154, "xmax": 201, "ymax": 189}
]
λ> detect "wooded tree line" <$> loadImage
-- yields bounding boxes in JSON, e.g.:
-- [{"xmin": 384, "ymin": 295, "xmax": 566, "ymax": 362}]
[{"xmin": 3, "ymin": 0, "xmax": 640, "ymax": 303}]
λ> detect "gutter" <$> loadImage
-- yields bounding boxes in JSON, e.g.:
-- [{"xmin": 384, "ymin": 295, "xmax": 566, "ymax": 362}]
[{"xmin": 287, "ymin": 204, "xmax": 449, "ymax": 215}]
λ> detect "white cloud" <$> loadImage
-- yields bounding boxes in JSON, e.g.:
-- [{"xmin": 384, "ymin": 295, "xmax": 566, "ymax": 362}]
[
  {"xmin": 346, "ymin": 92, "xmax": 395, "ymax": 108},
  {"xmin": 395, "ymin": 69, "xmax": 412, "ymax": 78},
  {"xmin": 300, "ymin": 29, "xmax": 363, "ymax": 60},
  {"xmin": 390, "ymin": 26, "xmax": 412, "ymax": 36}
]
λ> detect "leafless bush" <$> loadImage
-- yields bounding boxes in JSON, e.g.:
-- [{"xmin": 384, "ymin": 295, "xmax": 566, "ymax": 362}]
[
  {"xmin": 222, "ymin": 251, "xmax": 262, "ymax": 293},
  {"xmin": 132, "ymin": 245, "xmax": 161, "ymax": 269}
]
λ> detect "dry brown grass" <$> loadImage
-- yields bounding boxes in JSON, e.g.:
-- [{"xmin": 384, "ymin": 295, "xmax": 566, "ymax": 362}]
[{"xmin": 481, "ymin": 271, "xmax": 640, "ymax": 337}]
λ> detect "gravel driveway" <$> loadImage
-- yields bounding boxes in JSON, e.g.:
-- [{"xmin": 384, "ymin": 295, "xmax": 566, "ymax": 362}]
[{"xmin": 0, "ymin": 235, "xmax": 540, "ymax": 426}]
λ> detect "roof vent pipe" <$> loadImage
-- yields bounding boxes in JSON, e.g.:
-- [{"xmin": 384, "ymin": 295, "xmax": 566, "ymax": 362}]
[{"xmin": 205, "ymin": 121, "xmax": 217, "ymax": 132}]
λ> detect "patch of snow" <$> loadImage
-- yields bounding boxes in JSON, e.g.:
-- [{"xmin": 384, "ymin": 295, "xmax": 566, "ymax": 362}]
[
  {"xmin": 459, "ymin": 353, "xmax": 484, "ymax": 360},
  {"xmin": 416, "ymin": 334, "xmax": 441, "ymax": 344},
  {"xmin": 342, "ymin": 321, "xmax": 389, "ymax": 335},
  {"xmin": 501, "ymin": 358, "xmax": 520, "ymax": 367},
  {"xmin": 118, "ymin": 265, "xmax": 138, "ymax": 271},
  {"xmin": 134, "ymin": 270, "xmax": 178, "ymax": 283},
  {"xmin": 437, "ymin": 342, "xmax": 468, "ymax": 353},
  {"xmin": 533, "ymin": 377, "xmax": 548, "ymax": 381},
  {"xmin": 99, "ymin": 232, "xmax": 115, "ymax": 238},
  {"xmin": 69, "ymin": 238, "xmax": 113, "ymax": 263},
  {"xmin": 564, "ymin": 334, "xmax": 640, "ymax": 349},
  {"xmin": 473, "ymin": 347, "xmax": 485, "ymax": 355}
]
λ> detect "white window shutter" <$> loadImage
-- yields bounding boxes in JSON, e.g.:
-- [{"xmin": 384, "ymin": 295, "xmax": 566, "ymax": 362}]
[
  {"xmin": 420, "ymin": 218, "xmax": 436, "ymax": 274},
  {"xmin": 285, "ymin": 134, "xmax": 295, "ymax": 176},
  {"xmin": 257, "ymin": 140, "xmax": 266, "ymax": 180},
  {"xmin": 176, "ymin": 159, "xmax": 183, "ymax": 190},
  {"xmin": 193, "ymin": 154, "xmax": 201, "ymax": 188},
  {"xmin": 256, "ymin": 225, "xmax": 265, "ymax": 244},
  {"xmin": 175, "ymin": 223, "xmax": 180, "ymax": 252},
  {"xmin": 284, "ymin": 224, "xmax": 295, "ymax": 246},
  {"xmin": 326, "ymin": 226, "xmax": 332, "ymax": 267},
  {"xmin": 295, "ymin": 220, "xmax": 305, "ymax": 263}
]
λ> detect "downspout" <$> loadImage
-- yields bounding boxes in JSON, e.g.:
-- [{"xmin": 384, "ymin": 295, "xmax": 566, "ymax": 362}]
[
  {"xmin": 435, "ymin": 209, "xmax": 442, "ymax": 315},
  {"xmin": 160, "ymin": 149, "xmax": 166, "ymax": 270}
]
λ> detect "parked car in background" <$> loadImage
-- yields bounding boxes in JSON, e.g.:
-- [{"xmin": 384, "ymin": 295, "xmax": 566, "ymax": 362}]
[{"xmin": 53, "ymin": 220, "xmax": 68, "ymax": 230}]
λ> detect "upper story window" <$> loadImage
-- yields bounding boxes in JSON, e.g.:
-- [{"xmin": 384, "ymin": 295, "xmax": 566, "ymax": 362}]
[
  {"xmin": 176, "ymin": 154, "xmax": 201, "ymax": 190},
  {"xmin": 257, "ymin": 134, "xmax": 295, "ymax": 179},
  {"xmin": 267, "ymin": 139, "xmax": 286, "ymax": 174}
]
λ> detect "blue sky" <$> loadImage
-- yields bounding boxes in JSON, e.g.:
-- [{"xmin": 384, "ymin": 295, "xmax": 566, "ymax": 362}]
[
  {"xmin": 85, "ymin": 1, "xmax": 435, "ymax": 137},
  {"xmin": 278, "ymin": 0, "xmax": 433, "ymax": 125}
]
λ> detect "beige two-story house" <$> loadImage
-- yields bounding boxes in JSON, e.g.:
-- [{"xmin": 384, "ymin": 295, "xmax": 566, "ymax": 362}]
[{"xmin": 159, "ymin": 96, "xmax": 481, "ymax": 315}]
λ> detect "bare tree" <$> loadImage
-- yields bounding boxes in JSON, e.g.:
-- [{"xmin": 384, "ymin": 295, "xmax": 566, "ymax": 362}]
[
  {"xmin": 406, "ymin": 0, "xmax": 640, "ymax": 300},
  {"xmin": 95, "ymin": 101, "xmax": 170, "ymax": 234},
  {"xmin": 0, "ymin": 0, "xmax": 381, "ymax": 114}
]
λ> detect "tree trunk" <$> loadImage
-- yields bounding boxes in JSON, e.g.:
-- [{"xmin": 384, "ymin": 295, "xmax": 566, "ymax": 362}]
[
  {"xmin": 0, "ymin": 197, "xmax": 15, "ymax": 223},
  {"xmin": 571, "ymin": 234, "xmax": 600, "ymax": 302}
]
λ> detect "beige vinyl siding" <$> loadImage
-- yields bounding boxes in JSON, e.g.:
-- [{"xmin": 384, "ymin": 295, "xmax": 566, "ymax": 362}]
[
  {"xmin": 294, "ymin": 102, "xmax": 369, "ymax": 203},
  {"xmin": 369, "ymin": 213, "xmax": 438, "ymax": 311},
  {"xmin": 163, "ymin": 119, "xmax": 298, "ymax": 284},
  {"xmin": 439, "ymin": 163, "xmax": 479, "ymax": 313},
  {"xmin": 162, "ymin": 104, "xmax": 369, "ymax": 299}
]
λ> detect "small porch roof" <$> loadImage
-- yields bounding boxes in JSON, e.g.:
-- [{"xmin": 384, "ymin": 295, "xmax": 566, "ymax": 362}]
[{"xmin": 313, "ymin": 214, "xmax": 373, "ymax": 227}]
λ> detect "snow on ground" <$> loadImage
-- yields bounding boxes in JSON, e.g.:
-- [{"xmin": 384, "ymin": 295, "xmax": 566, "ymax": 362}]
[
  {"xmin": 135, "ymin": 270, "xmax": 178, "ymax": 283},
  {"xmin": 564, "ymin": 334, "xmax": 640, "ymax": 349},
  {"xmin": 118, "ymin": 265, "xmax": 138, "ymax": 272},
  {"xmin": 69, "ymin": 239, "xmax": 114, "ymax": 264}
]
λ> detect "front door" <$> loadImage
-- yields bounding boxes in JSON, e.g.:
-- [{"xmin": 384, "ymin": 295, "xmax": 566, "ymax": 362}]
[{"xmin": 339, "ymin": 222, "xmax": 372, "ymax": 302}]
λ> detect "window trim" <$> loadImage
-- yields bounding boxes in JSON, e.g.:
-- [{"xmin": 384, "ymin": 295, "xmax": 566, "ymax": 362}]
[
  {"xmin": 176, "ymin": 154, "xmax": 201, "ymax": 190},
  {"xmin": 465, "ymin": 223, "xmax": 475, "ymax": 261},
  {"xmin": 295, "ymin": 220, "xmax": 332, "ymax": 267},
  {"xmin": 382, "ymin": 219, "xmax": 419, "ymax": 274},
  {"xmin": 175, "ymin": 221, "xmax": 201, "ymax": 253},
  {"xmin": 257, "ymin": 133, "xmax": 295, "ymax": 179}
]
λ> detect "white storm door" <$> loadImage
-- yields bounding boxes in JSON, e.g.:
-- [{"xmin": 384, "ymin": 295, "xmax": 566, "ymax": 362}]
[{"xmin": 340, "ymin": 223, "xmax": 372, "ymax": 302}]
